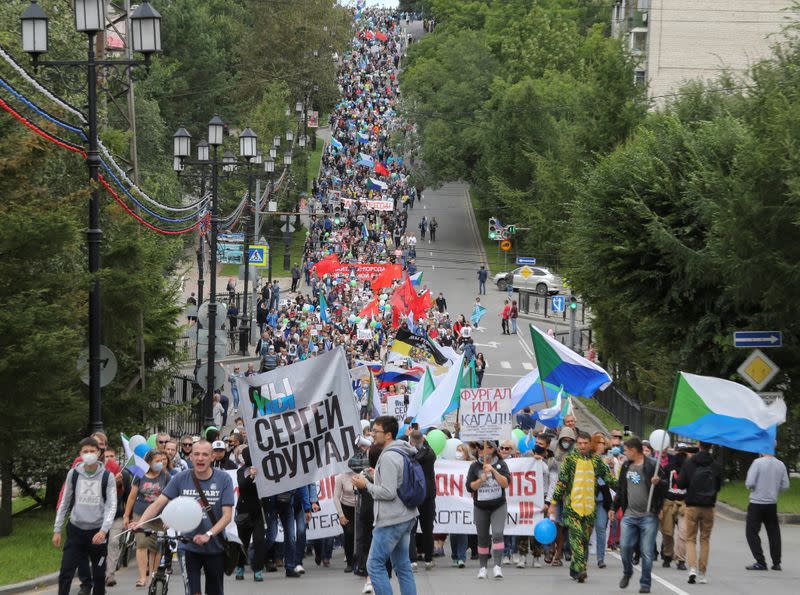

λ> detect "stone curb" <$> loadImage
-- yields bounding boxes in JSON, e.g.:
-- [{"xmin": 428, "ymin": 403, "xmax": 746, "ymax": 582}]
[
  {"xmin": 715, "ymin": 501, "xmax": 800, "ymax": 525},
  {"xmin": 0, "ymin": 571, "xmax": 59, "ymax": 594}
]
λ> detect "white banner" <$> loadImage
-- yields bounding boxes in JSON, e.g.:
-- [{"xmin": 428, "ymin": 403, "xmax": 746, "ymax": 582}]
[
  {"xmin": 432, "ymin": 458, "xmax": 546, "ymax": 535},
  {"xmin": 458, "ymin": 388, "xmax": 513, "ymax": 442},
  {"xmin": 341, "ymin": 197, "xmax": 394, "ymax": 211},
  {"xmin": 236, "ymin": 348, "xmax": 361, "ymax": 497},
  {"xmin": 224, "ymin": 471, "xmax": 342, "ymax": 543},
  {"xmin": 387, "ymin": 395, "xmax": 407, "ymax": 425}
]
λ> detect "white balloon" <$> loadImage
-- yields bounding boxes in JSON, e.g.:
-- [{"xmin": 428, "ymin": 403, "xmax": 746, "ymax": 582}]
[
  {"xmin": 128, "ymin": 435, "xmax": 146, "ymax": 450},
  {"xmin": 161, "ymin": 496, "xmax": 203, "ymax": 533},
  {"xmin": 441, "ymin": 438, "xmax": 462, "ymax": 460},
  {"xmin": 649, "ymin": 429, "xmax": 671, "ymax": 452}
]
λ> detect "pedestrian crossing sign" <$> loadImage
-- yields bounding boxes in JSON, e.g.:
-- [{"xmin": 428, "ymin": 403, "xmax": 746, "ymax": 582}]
[{"xmin": 248, "ymin": 245, "xmax": 268, "ymax": 267}]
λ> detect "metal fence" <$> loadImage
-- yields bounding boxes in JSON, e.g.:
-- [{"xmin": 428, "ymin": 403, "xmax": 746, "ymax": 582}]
[
  {"xmin": 151, "ymin": 374, "xmax": 203, "ymax": 438},
  {"xmin": 517, "ymin": 292, "xmax": 588, "ymax": 324},
  {"xmin": 593, "ymin": 384, "xmax": 668, "ymax": 438}
]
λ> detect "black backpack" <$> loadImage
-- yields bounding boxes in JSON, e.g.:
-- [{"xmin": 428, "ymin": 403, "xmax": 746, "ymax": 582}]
[{"xmin": 689, "ymin": 464, "xmax": 717, "ymax": 506}]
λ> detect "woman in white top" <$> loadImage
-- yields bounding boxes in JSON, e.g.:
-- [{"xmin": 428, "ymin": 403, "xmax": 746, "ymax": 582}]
[{"xmin": 334, "ymin": 470, "xmax": 358, "ymax": 572}]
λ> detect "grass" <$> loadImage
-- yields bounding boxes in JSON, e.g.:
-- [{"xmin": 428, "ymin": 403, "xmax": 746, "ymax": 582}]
[
  {"xmin": 265, "ymin": 222, "xmax": 307, "ymax": 278},
  {"xmin": 576, "ymin": 396, "xmax": 622, "ymax": 433},
  {"xmin": 0, "ymin": 506, "xmax": 61, "ymax": 585},
  {"xmin": 718, "ymin": 479, "xmax": 800, "ymax": 514},
  {"xmin": 219, "ymin": 263, "xmax": 239, "ymax": 277},
  {"xmin": 307, "ymin": 140, "xmax": 324, "ymax": 192},
  {"xmin": 468, "ymin": 188, "xmax": 516, "ymax": 276}
]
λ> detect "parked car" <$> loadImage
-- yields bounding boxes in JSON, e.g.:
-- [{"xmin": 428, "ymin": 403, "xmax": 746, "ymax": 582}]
[{"xmin": 493, "ymin": 267, "xmax": 564, "ymax": 295}]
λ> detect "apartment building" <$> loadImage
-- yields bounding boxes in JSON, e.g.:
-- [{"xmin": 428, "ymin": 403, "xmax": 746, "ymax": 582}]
[{"xmin": 612, "ymin": 0, "xmax": 798, "ymax": 106}]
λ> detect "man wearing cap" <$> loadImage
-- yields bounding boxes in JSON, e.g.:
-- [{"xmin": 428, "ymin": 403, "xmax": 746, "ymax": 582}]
[{"xmin": 210, "ymin": 441, "xmax": 236, "ymax": 470}]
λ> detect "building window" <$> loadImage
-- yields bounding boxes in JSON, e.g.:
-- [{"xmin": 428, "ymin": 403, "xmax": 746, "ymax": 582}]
[
  {"xmin": 631, "ymin": 31, "xmax": 647, "ymax": 53},
  {"xmin": 634, "ymin": 70, "xmax": 646, "ymax": 85}
]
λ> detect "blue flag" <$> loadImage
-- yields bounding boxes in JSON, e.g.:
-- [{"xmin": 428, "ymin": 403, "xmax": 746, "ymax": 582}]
[{"xmin": 319, "ymin": 293, "xmax": 329, "ymax": 323}]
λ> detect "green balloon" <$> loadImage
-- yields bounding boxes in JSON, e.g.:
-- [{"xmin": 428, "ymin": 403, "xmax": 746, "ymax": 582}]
[
  {"xmin": 355, "ymin": 316, "xmax": 362, "ymax": 323},
  {"xmin": 147, "ymin": 434, "xmax": 158, "ymax": 448},
  {"xmin": 511, "ymin": 428, "xmax": 525, "ymax": 443},
  {"xmin": 425, "ymin": 429, "xmax": 447, "ymax": 456}
]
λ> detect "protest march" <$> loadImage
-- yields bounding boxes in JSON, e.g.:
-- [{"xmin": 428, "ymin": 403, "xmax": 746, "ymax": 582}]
[{"xmin": 46, "ymin": 5, "xmax": 793, "ymax": 595}]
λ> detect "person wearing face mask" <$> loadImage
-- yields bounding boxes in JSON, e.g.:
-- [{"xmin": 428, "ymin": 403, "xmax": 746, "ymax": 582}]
[
  {"xmin": 53, "ymin": 437, "xmax": 116, "ymax": 595},
  {"xmin": 548, "ymin": 432, "xmax": 617, "ymax": 584},
  {"xmin": 123, "ymin": 450, "xmax": 171, "ymax": 587},
  {"xmin": 659, "ymin": 444, "xmax": 692, "ymax": 570}
]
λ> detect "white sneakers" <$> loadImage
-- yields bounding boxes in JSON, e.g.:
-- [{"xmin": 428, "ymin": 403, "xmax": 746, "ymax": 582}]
[
  {"xmin": 410, "ymin": 562, "xmax": 418, "ymax": 572},
  {"xmin": 516, "ymin": 555, "xmax": 526, "ymax": 569},
  {"xmin": 362, "ymin": 579, "xmax": 373, "ymax": 593},
  {"xmin": 698, "ymin": 574, "xmax": 708, "ymax": 584},
  {"xmin": 424, "ymin": 561, "xmax": 435, "ymax": 570},
  {"xmin": 532, "ymin": 557, "xmax": 543, "ymax": 568},
  {"xmin": 493, "ymin": 565, "xmax": 504, "ymax": 579},
  {"xmin": 477, "ymin": 567, "xmax": 488, "ymax": 579},
  {"xmin": 511, "ymin": 553, "xmax": 520, "ymax": 565},
  {"xmin": 295, "ymin": 565, "xmax": 305, "ymax": 574},
  {"xmin": 501, "ymin": 555, "xmax": 511, "ymax": 565},
  {"xmin": 688, "ymin": 568, "xmax": 697, "ymax": 584}
]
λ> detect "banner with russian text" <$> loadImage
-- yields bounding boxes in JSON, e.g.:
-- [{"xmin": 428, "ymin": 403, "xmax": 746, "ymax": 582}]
[
  {"xmin": 432, "ymin": 458, "xmax": 546, "ymax": 535},
  {"xmin": 236, "ymin": 348, "xmax": 360, "ymax": 497},
  {"xmin": 458, "ymin": 388, "xmax": 513, "ymax": 442}
]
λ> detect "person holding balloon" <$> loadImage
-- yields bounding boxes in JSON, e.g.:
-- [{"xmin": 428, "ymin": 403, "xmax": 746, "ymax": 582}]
[{"xmin": 466, "ymin": 440, "xmax": 512, "ymax": 580}]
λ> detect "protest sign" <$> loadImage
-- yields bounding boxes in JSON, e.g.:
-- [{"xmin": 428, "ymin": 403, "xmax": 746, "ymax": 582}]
[
  {"xmin": 357, "ymin": 328, "xmax": 373, "ymax": 341},
  {"xmin": 341, "ymin": 197, "xmax": 393, "ymax": 211},
  {"xmin": 387, "ymin": 395, "xmax": 407, "ymax": 425},
  {"xmin": 223, "ymin": 471, "xmax": 342, "ymax": 543},
  {"xmin": 458, "ymin": 388, "xmax": 513, "ymax": 442},
  {"xmin": 432, "ymin": 458, "xmax": 546, "ymax": 535},
  {"xmin": 236, "ymin": 348, "xmax": 360, "ymax": 497}
]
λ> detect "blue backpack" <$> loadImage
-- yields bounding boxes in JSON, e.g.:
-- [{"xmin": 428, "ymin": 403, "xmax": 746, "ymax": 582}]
[{"xmin": 397, "ymin": 452, "xmax": 426, "ymax": 509}]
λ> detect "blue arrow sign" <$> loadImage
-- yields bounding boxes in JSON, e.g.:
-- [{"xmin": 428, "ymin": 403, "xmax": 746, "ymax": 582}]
[
  {"xmin": 733, "ymin": 331, "xmax": 782, "ymax": 348},
  {"xmin": 516, "ymin": 256, "xmax": 537, "ymax": 265},
  {"xmin": 551, "ymin": 296, "xmax": 565, "ymax": 313}
]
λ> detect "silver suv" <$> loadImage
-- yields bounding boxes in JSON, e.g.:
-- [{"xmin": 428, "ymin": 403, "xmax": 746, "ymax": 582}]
[{"xmin": 493, "ymin": 267, "xmax": 564, "ymax": 295}]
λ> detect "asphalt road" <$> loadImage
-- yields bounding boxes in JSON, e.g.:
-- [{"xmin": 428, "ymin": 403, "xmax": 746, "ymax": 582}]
[{"xmin": 36, "ymin": 508, "xmax": 800, "ymax": 595}]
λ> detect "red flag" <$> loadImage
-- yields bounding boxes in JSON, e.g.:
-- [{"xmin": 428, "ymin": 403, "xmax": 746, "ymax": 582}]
[
  {"xmin": 374, "ymin": 161, "xmax": 390, "ymax": 177},
  {"xmin": 359, "ymin": 297, "xmax": 381, "ymax": 319},
  {"xmin": 375, "ymin": 31, "xmax": 388, "ymax": 42},
  {"xmin": 371, "ymin": 264, "xmax": 402, "ymax": 291},
  {"xmin": 390, "ymin": 275, "xmax": 416, "ymax": 315},
  {"xmin": 311, "ymin": 254, "xmax": 340, "ymax": 277},
  {"xmin": 411, "ymin": 289, "xmax": 431, "ymax": 317}
]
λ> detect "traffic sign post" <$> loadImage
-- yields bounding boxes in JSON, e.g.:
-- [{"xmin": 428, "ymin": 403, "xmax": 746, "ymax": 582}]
[
  {"xmin": 733, "ymin": 331, "xmax": 782, "ymax": 348},
  {"xmin": 737, "ymin": 349, "xmax": 780, "ymax": 391},
  {"xmin": 516, "ymin": 256, "xmax": 536, "ymax": 266},
  {"xmin": 248, "ymin": 245, "xmax": 268, "ymax": 267},
  {"xmin": 551, "ymin": 296, "xmax": 565, "ymax": 313},
  {"xmin": 500, "ymin": 240, "xmax": 512, "ymax": 251}
]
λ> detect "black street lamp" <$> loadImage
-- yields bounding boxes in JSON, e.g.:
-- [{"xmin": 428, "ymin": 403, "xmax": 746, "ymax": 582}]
[{"xmin": 20, "ymin": 0, "xmax": 161, "ymax": 433}]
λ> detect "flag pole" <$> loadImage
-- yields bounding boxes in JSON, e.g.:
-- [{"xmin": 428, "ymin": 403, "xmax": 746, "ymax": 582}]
[
  {"xmin": 646, "ymin": 373, "xmax": 681, "ymax": 511},
  {"xmin": 529, "ymin": 324, "xmax": 550, "ymax": 408}
]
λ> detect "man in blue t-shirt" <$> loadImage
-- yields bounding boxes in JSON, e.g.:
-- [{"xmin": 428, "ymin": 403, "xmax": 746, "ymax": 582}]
[{"xmin": 130, "ymin": 440, "xmax": 234, "ymax": 595}]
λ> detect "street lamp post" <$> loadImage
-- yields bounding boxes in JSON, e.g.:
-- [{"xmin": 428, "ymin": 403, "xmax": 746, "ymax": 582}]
[
  {"xmin": 20, "ymin": 0, "xmax": 161, "ymax": 432},
  {"xmin": 238, "ymin": 128, "xmax": 258, "ymax": 355}
]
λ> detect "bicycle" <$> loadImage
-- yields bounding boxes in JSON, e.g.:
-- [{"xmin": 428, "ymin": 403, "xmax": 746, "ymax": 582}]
[
  {"xmin": 134, "ymin": 528, "xmax": 192, "ymax": 595},
  {"xmin": 115, "ymin": 528, "xmax": 135, "ymax": 573}
]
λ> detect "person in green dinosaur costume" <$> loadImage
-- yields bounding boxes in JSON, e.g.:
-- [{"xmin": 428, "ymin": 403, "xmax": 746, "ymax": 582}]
[{"xmin": 548, "ymin": 430, "xmax": 617, "ymax": 583}]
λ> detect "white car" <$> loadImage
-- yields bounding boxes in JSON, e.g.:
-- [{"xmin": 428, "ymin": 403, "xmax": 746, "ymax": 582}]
[{"xmin": 493, "ymin": 267, "xmax": 564, "ymax": 295}]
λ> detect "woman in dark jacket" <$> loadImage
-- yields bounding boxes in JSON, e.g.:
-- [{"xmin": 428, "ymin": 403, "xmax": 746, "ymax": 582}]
[{"xmin": 235, "ymin": 448, "xmax": 267, "ymax": 581}]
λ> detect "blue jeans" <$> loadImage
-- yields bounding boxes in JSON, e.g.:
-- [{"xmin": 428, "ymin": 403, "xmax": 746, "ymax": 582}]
[
  {"xmin": 294, "ymin": 505, "xmax": 307, "ymax": 566},
  {"xmin": 510, "ymin": 317, "xmax": 518, "ymax": 333},
  {"xmin": 594, "ymin": 504, "xmax": 608, "ymax": 563},
  {"xmin": 266, "ymin": 501, "xmax": 296, "ymax": 569},
  {"xmin": 367, "ymin": 518, "xmax": 417, "ymax": 595},
  {"xmin": 621, "ymin": 514, "xmax": 658, "ymax": 589},
  {"xmin": 450, "ymin": 534, "xmax": 467, "ymax": 562},
  {"xmin": 479, "ymin": 281, "xmax": 486, "ymax": 295}
]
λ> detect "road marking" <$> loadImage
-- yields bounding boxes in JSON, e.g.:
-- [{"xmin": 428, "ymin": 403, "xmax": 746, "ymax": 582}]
[
  {"xmin": 609, "ymin": 552, "xmax": 691, "ymax": 595},
  {"xmin": 500, "ymin": 361, "xmax": 511, "ymax": 369},
  {"xmin": 521, "ymin": 362, "xmax": 533, "ymax": 371},
  {"xmin": 430, "ymin": 252, "xmax": 433, "ymax": 256},
  {"xmin": 483, "ymin": 372, "xmax": 524, "ymax": 378},
  {"xmin": 518, "ymin": 333, "xmax": 535, "ymax": 360}
]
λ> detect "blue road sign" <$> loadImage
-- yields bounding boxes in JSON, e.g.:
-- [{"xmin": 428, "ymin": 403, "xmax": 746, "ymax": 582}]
[
  {"xmin": 248, "ymin": 245, "xmax": 268, "ymax": 267},
  {"xmin": 733, "ymin": 331, "xmax": 782, "ymax": 348},
  {"xmin": 551, "ymin": 296, "xmax": 565, "ymax": 313},
  {"xmin": 516, "ymin": 256, "xmax": 537, "ymax": 266}
]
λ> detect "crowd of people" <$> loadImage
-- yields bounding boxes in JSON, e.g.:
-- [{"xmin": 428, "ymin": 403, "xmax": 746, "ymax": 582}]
[{"xmin": 48, "ymin": 9, "xmax": 792, "ymax": 595}]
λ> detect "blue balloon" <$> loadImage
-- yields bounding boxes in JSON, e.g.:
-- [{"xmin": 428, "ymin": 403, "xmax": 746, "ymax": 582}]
[
  {"xmin": 133, "ymin": 444, "xmax": 151, "ymax": 459},
  {"xmin": 518, "ymin": 436, "xmax": 531, "ymax": 454},
  {"xmin": 534, "ymin": 518, "xmax": 557, "ymax": 545}
]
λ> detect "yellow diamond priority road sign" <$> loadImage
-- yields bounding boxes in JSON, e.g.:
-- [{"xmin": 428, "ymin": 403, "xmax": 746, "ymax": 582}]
[
  {"xmin": 520, "ymin": 266, "xmax": 532, "ymax": 279},
  {"xmin": 737, "ymin": 349, "xmax": 779, "ymax": 391}
]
